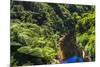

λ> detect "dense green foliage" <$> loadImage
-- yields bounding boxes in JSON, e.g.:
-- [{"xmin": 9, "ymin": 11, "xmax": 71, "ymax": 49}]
[{"xmin": 10, "ymin": 1, "xmax": 95, "ymax": 66}]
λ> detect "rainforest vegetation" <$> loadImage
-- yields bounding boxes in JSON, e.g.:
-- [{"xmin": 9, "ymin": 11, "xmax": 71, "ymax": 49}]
[{"xmin": 10, "ymin": 1, "xmax": 95, "ymax": 66}]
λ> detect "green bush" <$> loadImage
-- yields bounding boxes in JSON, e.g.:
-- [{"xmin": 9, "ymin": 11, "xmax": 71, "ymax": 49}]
[{"xmin": 11, "ymin": 1, "xmax": 95, "ymax": 66}]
